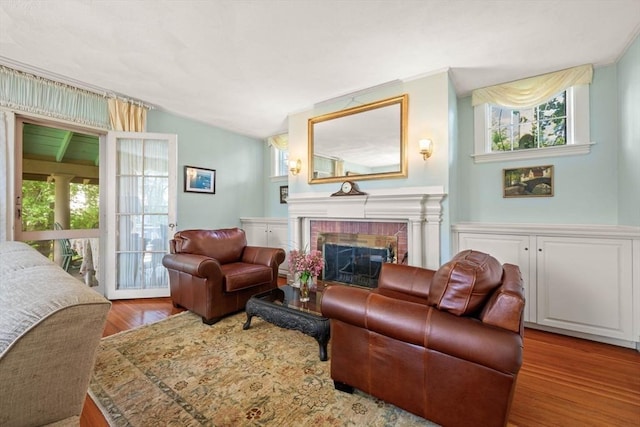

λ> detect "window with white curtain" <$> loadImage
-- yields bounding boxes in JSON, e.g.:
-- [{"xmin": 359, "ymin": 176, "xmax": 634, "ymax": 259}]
[
  {"xmin": 267, "ymin": 133, "xmax": 289, "ymax": 177},
  {"xmin": 472, "ymin": 65, "xmax": 594, "ymax": 163},
  {"xmin": 274, "ymin": 146, "xmax": 289, "ymax": 177},
  {"xmin": 116, "ymin": 138, "xmax": 169, "ymax": 290}
]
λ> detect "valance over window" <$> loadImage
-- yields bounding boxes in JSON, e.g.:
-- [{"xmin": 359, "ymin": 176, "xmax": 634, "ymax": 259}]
[
  {"xmin": 0, "ymin": 65, "xmax": 149, "ymax": 131},
  {"xmin": 267, "ymin": 133, "xmax": 288, "ymax": 150},
  {"xmin": 0, "ymin": 66, "xmax": 110, "ymax": 128},
  {"xmin": 471, "ymin": 64, "xmax": 593, "ymax": 108}
]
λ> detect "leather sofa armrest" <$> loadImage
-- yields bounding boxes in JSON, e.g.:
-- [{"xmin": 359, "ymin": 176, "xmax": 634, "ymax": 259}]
[
  {"xmin": 162, "ymin": 253, "xmax": 223, "ymax": 278},
  {"xmin": 480, "ymin": 263, "xmax": 526, "ymax": 334},
  {"xmin": 241, "ymin": 246, "xmax": 286, "ymax": 267},
  {"xmin": 322, "ymin": 284, "xmax": 522, "ymax": 374}
]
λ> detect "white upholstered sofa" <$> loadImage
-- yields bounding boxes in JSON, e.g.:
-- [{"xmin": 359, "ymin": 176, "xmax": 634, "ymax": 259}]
[{"xmin": 0, "ymin": 241, "xmax": 111, "ymax": 426}]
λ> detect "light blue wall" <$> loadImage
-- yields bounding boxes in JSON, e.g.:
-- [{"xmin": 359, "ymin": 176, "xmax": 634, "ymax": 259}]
[
  {"xmin": 266, "ymin": 178, "xmax": 289, "ymax": 218},
  {"xmin": 617, "ymin": 34, "xmax": 640, "ymax": 226},
  {"xmin": 147, "ymin": 110, "xmax": 265, "ymax": 230},
  {"xmin": 456, "ymin": 65, "xmax": 621, "ymax": 225},
  {"xmin": 261, "ymin": 142, "xmax": 289, "ymax": 218}
]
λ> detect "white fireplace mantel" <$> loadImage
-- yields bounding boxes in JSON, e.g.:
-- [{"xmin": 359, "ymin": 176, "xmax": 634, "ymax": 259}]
[{"xmin": 287, "ymin": 186, "xmax": 446, "ymax": 269}]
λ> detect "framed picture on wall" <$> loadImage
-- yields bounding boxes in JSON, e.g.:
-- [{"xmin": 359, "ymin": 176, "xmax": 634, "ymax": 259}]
[
  {"xmin": 184, "ymin": 166, "xmax": 216, "ymax": 194},
  {"xmin": 280, "ymin": 185, "xmax": 288, "ymax": 204},
  {"xmin": 503, "ymin": 165, "xmax": 553, "ymax": 198}
]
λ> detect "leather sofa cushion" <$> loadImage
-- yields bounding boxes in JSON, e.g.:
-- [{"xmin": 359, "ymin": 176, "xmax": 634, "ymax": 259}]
[
  {"xmin": 222, "ymin": 262, "xmax": 272, "ymax": 292},
  {"xmin": 428, "ymin": 250, "xmax": 503, "ymax": 316},
  {"xmin": 174, "ymin": 228, "xmax": 246, "ymax": 264}
]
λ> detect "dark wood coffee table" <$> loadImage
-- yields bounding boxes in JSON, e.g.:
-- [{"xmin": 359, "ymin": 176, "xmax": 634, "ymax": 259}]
[{"xmin": 243, "ymin": 284, "xmax": 330, "ymax": 361}]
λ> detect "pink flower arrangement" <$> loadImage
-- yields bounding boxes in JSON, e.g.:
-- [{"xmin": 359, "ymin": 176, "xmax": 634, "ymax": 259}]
[{"xmin": 289, "ymin": 249, "xmax": 324, "ymax": 283}]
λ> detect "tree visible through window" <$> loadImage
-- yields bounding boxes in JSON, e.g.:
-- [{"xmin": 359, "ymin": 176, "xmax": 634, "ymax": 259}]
[
  {"xmin": 21, "ymin": 180, "xmax": 100, "ymax": 232},
  {"xmin": 490, "ymin": 91, "xmax": 567, "ymax": 152}
]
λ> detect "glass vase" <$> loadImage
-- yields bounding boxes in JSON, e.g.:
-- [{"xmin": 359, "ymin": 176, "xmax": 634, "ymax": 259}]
[{"xmin": 300, "ymin": 277, "xmax": 311, "ymax": 302}]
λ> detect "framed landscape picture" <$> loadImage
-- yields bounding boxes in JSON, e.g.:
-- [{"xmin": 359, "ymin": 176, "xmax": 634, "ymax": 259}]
[
  {"xmin": 184, "ymin": 166, "xmax": 216, "ymax": 194},
  {"xmin": 503, "ymin": 165, "xmax": 553, "ymax": 198}
]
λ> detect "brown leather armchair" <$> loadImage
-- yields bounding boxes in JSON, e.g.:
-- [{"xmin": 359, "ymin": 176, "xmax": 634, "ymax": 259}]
[
  {"xmin": 162, "ymin": 228, "xmax": 285, "ymax": 324},
  {"xmin": 321, "ymin": 250, "xmax": 525, "ymax": 427}
]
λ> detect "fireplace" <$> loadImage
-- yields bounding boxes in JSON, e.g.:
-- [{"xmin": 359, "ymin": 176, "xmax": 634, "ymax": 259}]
[
  {"xmin": 287, "ymin": 186, "xmax": 446, "ymax": 270},
  {"xmin": 316, "ymin": 226, "xmax": 404, "ymax": 287}
]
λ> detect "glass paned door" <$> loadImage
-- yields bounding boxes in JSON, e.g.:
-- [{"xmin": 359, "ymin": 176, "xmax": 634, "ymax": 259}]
[{"xmin": 106, "ymin": 132, "xmax": 177, "ymax": 299}]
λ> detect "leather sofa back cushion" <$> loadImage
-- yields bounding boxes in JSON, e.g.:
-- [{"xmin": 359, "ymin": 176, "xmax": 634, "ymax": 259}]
[
  {"xmin": 427, "ymin": 250, "xmax": 503, "ymax": 316},
  {"xmin": 377, "ymin": 262, "xmax": 434, "ymax": 301},
  {"xmin": 174, "ymin": 228, "xmax": 246, "ymax": 264}
]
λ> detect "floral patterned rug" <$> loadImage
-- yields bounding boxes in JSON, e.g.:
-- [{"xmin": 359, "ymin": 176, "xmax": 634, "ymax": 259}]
[{"xmin": 89, "ymin": 311, "xmax": 436, "ymax": 426}]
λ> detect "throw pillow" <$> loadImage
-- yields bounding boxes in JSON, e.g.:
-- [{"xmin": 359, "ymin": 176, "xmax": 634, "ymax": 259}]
[{"xmin": 428, "ymin": 250, "xmax": 503, "ymax": 316}]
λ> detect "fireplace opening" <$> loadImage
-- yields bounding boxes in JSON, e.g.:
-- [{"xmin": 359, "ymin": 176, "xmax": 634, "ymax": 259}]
[{"xmin": 319, "ymin": 232, "xmax": 398, "ymax": 288}]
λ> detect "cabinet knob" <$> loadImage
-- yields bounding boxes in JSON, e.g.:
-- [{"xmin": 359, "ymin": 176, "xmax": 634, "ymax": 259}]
[
  {"xmin": 538, "ymin": 248, "xmax": 542, "ymax": 252},
  {"xmin": 524, "ymin": 247, "xmax": 528, "ymax": 251}
]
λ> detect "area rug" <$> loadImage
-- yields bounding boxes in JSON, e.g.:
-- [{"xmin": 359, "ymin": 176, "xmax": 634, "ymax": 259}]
[{"xmin": 89, "ymin": 311, "xmax": 436, "ymax": 426}]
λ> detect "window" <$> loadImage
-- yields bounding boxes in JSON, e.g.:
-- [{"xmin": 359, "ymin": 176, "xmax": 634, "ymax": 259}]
[
  {"xmin": 268, "ymin": 133, "xmax": 289, "ymax": 178},
  {"xmin": 490, "ymin": 91, "xmax": 567, "ymax": 152},
  {"xmin": 472, "ymin": 65, "xmax": 594, "ymax": 163},
  {"xmin": 274, "ymin": 146, "xmax": 289, "ymax": 177}
]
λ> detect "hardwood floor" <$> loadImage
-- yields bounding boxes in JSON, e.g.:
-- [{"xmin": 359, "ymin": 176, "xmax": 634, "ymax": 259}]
[{"xmin": 81, "ymin": 298, "xmax": 640, "ymax": 427}]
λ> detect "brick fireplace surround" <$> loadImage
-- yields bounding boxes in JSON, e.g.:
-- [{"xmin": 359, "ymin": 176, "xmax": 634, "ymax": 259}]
[{"xmin": 286, "ymin": 186, "xmax": 446, "ymax": 270}]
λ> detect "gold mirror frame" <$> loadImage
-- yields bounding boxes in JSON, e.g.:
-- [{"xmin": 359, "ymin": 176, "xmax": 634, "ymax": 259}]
[{"xmin": 308, "ymin": 94, "xmax": 408, "ymax": 184}]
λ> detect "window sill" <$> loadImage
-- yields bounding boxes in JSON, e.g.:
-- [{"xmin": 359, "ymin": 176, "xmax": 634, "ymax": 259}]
[
  {"xmin": 471, "ymin": 142, "xmax": 595, "ymax": 163},
  {"xmin": 270, "ymin": 175, "xmax": 288, "ymax": 183}
]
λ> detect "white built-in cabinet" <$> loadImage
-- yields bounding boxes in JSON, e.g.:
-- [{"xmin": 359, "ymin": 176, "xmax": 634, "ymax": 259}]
[
  {"xmin": 456, "ymin": 233, "xmax": 535, "ymax": 321},
  {"xmin": 453, "ymin": 223, "xmax": 640, "ymax": 349},
  {"xmin": 240, "ymin": 218, "xmax": 289, "ymax": 276}
]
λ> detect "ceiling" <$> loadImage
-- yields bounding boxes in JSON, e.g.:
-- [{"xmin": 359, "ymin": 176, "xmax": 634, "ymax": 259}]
[
  {"xmin": 1, "ymin": 0, "xmax": 639, "ymax": 140},
  {"xmin": 22, "ymin": 123, "xmax": 99, "ymax": 183}
]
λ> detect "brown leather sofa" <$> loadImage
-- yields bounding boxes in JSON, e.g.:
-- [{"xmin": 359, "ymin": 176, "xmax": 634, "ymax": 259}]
[
  {"xmin": 162, "ymin": 228, "xmax": 285, "ymax": 324},
  {"xmin": 321, "ymin": 250, "xmax": 525, "ymax": 427}
]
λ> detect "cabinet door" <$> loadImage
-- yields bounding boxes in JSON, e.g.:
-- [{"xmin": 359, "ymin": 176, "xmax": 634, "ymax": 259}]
[
  {"xmin": 536, "ymin": 236, "xmax": 633, "ymax": 340},
  {"xmin": 458, "ymin": 233, "xmax": 534, "ymax": 322},
  {"xmin": 267, "ymin": 221, "xmax": 290, "ymax": 275},
  {"xmin": 242, "ymin": 222, "xmax": 268, "ymax": 247}
]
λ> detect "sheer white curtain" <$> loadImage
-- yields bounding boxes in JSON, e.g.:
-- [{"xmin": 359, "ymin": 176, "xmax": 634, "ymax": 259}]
[
  {"xmin": 116, "ymin": 138, "xmax": 168, "ymax": 289},
  {"xmin": 143, "ymin": 139, "xmax": 169, "ymax": 288},
  {"xmin": 117, "ymin": 138, "xmax": 143, "ymax": 288},
  {"xmin": 0, "ymin": 111, "xmax": 7, "ymax": 241}
]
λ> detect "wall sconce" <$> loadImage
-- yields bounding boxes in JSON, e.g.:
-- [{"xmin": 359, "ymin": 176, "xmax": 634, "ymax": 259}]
[
  {"xmin": 289, "ymin": 159, "xmax": 301, "ymax": 175},
  {"xmin": 419, "ymin": 139, "xmax": 433, "ymax": 160}
]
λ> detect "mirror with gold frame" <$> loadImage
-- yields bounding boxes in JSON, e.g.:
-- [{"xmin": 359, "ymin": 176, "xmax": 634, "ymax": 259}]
[{"xmin": 308, "ymin": 94, "xmax": 408, "ymax": 184}]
